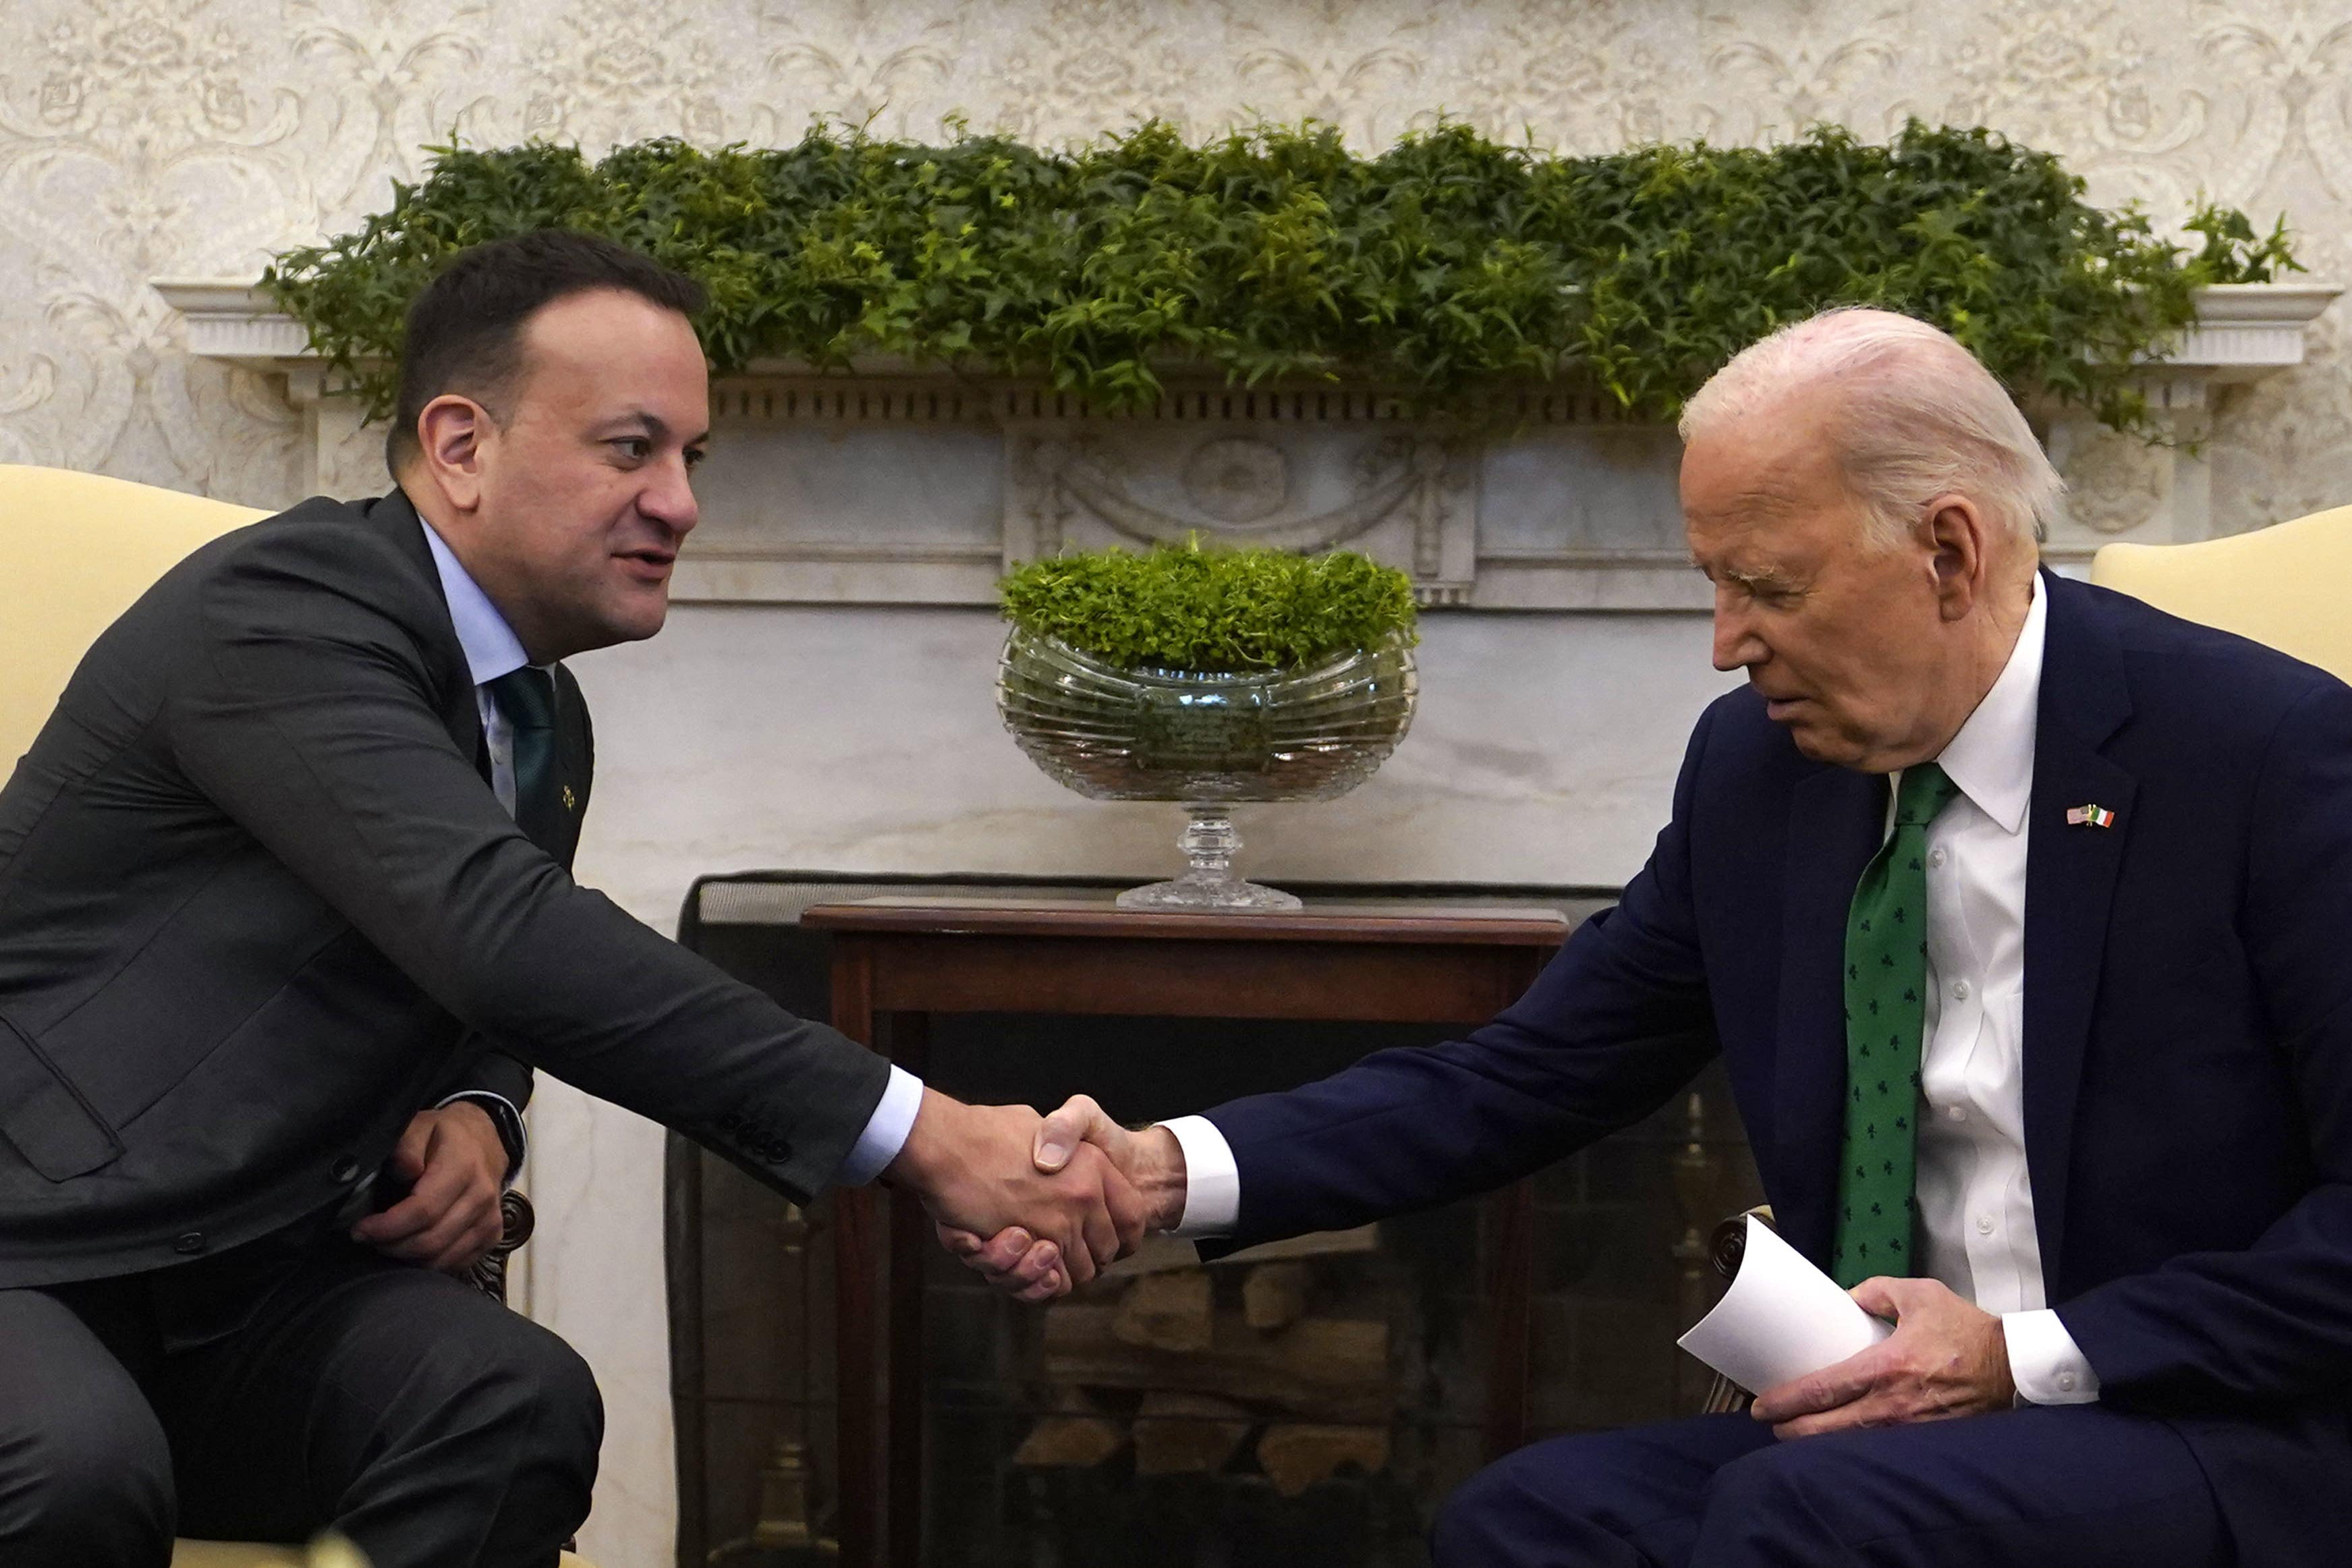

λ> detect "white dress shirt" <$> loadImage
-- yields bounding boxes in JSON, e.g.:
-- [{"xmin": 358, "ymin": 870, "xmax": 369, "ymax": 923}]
[
  {"xmin": 418, "ymin": 520, "xmax": 923, "ymax": 1188},
  {"xmin": 1163, "ymin": 580, "xmax": 2099, "ymax": 1405}
]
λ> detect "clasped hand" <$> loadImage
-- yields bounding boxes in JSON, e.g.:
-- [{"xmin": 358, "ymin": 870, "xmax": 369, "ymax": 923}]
[
  {"xmin": 934, "ymin": 1095, "xmax": 1185, "ymax": 1300},
  {"xmin": 893, "ymin": 1090, "xmax": 1150, "ymax": 1288},
  {"xmin": 1749, "ymin": 1275, "xmax": 2017, "ymax": 1436},
  {"xmin": 351, "ymin": 1101, "xmax": 510, "ymax": 1275}
]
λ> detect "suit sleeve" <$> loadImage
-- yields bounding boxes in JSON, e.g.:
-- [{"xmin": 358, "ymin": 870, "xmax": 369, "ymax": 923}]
[
  {"xmin": 2059, "ymin": 678, "xmax": 2352, "ymax": 1405},
  {"xmin": 1203, "ymin": 702, "xmax": 1725, "ymax": 1247},
  {"xmin": 168, "ymin": 530, "xmax": 889, "ymax": 1205}
]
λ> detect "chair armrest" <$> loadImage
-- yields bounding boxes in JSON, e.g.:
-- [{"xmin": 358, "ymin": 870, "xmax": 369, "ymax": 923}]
[{"xmin": 466, "ymin": 1189, "xmax": 537, "ymax": 1304}]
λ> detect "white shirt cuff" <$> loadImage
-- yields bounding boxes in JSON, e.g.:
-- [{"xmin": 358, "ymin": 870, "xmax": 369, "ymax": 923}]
[
  {"xmin": 1160, "ymin": 1115, "xmax": 1239, "ymax": 1238},
  {"xmin": 835, "ymin": 1065, "xmax": 924, "ymax": 1187},
  {"xmin": 2003, "ymin": 1309, "xmax": 2101, "ymax": 1404}
]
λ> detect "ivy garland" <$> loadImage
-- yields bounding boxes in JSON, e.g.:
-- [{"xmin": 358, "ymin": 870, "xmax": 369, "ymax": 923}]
[{"xmin": 264, "ymin": 118, "xmax": 2299, "ymax": 436}]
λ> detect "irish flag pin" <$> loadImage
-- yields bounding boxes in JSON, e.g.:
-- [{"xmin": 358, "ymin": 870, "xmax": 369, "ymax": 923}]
[{"xmin": 2066, "ymin": 804, "xmax": 2117, "ymax": 829}]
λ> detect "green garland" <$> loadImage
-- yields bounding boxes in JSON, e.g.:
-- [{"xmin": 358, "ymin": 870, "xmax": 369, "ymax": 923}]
[
  {"xmin": 999, "ymin": 542, "xmax": 1418, "ymax": 673},
  {"xmin": 264, "ymin": 118, "xmax": 2298, "ymax": 435}
]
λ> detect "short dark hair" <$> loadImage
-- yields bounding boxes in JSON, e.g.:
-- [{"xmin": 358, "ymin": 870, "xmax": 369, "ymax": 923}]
[{"xmin": 385, "ymin": 229, "xmax": 707, "ymax": 476}]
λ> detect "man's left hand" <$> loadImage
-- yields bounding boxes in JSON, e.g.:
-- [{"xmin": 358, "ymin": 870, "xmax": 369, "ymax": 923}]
[
  {"xmin": 351, "ymin": 1102, "xmax": 509, "ymax": 1275},
  {"xmin": 1749, "ymin": 1276, "xmax": 2016, "ymax": 1438}
]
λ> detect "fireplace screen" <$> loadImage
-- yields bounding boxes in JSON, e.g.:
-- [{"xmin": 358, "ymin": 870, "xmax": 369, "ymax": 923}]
[{"xmin": 668, "ymin": 873, "xmax": 1761, "ymax": 1567}]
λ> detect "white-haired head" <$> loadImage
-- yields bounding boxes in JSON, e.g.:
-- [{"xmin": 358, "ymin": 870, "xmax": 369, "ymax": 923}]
[{"xmin": 1678, "ymin": 307, "xmax": 2061, "ymax": 554}]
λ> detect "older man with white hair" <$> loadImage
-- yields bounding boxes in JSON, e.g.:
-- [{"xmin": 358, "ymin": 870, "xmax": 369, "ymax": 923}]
[{"xmin": 955, "ymin": 306, "xmax": 2352, "ymax": 1565}]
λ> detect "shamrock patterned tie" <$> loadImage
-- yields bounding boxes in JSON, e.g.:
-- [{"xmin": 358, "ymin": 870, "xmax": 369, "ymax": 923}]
[
  {"xmin": 1830, "ymin": 760, "xmax": 1962, "ymax": 1289},
  {"xmin": 485, "ymin": 666, "xmax": 577, "ymax": 867}
]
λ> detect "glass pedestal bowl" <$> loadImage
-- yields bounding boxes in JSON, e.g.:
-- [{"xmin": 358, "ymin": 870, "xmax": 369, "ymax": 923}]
[{"xmin": 996, "ymin": 628, "xmax": 1418, "ymax": 911}]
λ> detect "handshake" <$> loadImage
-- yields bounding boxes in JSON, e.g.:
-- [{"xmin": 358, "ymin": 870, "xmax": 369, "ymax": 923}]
[{"xmin": 884, "ymin": 1088, "xmax": 1183, "ymax": 1301}]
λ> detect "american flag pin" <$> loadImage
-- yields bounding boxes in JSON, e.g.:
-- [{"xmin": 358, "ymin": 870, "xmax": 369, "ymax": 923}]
[{"xmin": 2065, "ymin": 804, "xmax": 2116, "ymax": 829}]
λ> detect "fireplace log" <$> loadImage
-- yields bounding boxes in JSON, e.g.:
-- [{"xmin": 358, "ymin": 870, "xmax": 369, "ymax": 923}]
[
  {"xmin": 1044, "ymin": 1306, "xmax": 1391, "ymax": 1422},
  {"xmin": 1013, "ymin": 1404, "xmax": 1129, "ymax": 1469},
  {"xmin": 1113, "ymin": 1269, "xmax": 1214, "ymax": 1353},
  {"xmin": 1132, "ymin": 1392, "xmax": 1254, "ymax": 1475},
  {"xmin": 1257, "ymin": 1424, "xmax": 1393, "ymax": 1496},
  {"xmin": 1241, "ymin": 1261, "xmax": 1312, "ymax": 1331}
]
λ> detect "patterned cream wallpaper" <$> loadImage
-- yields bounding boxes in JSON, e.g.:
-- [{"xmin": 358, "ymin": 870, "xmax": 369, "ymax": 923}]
[
  {"xmin": 7, "ymin": 7, "xmax": 2348, "ymax": 1563},
  {"xmin": 4, "ymin": 0, "xmax": 2350, "ymax": 525}
]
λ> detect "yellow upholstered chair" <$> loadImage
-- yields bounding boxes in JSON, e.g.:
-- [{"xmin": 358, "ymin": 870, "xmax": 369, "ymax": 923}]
[
  {"xmin": 2090, "ymin": 503, "xmax": 2352, "ymax": 682},
  {"xmin": 0, "ymin": 466, "xmax": 589, "ymax": 1568},
  {"xmin": 0, "ymin": 464, "xmax": 264, "ymax": 784}
]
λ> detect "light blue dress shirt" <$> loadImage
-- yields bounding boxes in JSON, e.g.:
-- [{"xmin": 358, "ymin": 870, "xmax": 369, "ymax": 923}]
[{"xmin": 419, "ymin": 520, "xmax": 922, "ymax": 1186}]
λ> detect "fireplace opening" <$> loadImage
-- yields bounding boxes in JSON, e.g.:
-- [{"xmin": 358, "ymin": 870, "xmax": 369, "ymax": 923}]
[{"xmin": 669, "ymin": 873, "xmax": 1762, "ymax": 1567}]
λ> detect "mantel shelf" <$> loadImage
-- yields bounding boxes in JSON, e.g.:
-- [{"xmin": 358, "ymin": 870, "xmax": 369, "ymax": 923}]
[{"xmin": 154, "ymin": 278, "xmax": 2342, "ymax": 611}]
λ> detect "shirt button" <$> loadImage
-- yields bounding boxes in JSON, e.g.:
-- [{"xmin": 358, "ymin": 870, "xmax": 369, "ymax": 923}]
[
  {"xmin": 1976, "ymin": 1213, "xmax": 1995, "ymax": 1235},
  {"xmin": 174, "ymin": 1232, "xmax": 206, "ymax": 1255},
  {"xmin": 1951, "ymin": 979, "xmax": 1971, "ymax": 1001},
  {"xmin": 2058, "ymin": 1371, "xmax": 2079, "ymax": 1393},
  {"xmin": 1928, "ymin": 847, "xmax": 1947, "ymax": 868},
  {"xmin": 1947, "ymin": 1105, "xmax": 1968, "ymax": 1123}
]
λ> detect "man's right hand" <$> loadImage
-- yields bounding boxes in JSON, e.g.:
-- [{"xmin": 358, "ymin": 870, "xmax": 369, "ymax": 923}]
[
  {"xmin": 938, "ymin": 1094, "xmax": 1189, "ymax": 1301},
  {"xmin": 887, "ymin": 1089, "xmax": 1148, "ymax": 1289}
]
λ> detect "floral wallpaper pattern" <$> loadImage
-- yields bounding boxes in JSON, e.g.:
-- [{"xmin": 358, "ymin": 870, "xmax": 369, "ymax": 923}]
[
  {"xmin": 3, "ymin": 0, "xmax": 2348, "ymax": 524},
  {"xmin": 4, "ymin": 6, "xmax": 2349, "ymax": 1563}
]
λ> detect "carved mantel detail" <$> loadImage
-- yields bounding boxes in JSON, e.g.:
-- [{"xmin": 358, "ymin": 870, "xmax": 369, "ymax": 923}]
[{"xmin": 155, "ymin": 281, "xmax": 2340, "ymax": 612}]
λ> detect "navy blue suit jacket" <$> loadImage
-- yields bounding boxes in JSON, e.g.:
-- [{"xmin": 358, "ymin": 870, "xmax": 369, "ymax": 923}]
[{"xmin": 1205, "ymin": 573, "xmax": 2352, "ymax": 1561}]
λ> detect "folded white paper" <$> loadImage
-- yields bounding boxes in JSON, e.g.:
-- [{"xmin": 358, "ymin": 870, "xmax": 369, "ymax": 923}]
[{"xmin": 1676, "ymin": 1216, "xmax": 1893, "ymax": 1395}]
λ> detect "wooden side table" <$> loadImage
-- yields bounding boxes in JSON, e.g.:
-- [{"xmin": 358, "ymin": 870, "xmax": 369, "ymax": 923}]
[{"xmin": 800, "ymin": 896, "xmax": 1573, "ymax": 1568}]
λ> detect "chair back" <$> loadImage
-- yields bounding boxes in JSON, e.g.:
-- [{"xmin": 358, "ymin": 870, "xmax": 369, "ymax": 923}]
[
  {"xmin": 2089, "ymin": 505, "xmax": 2352, "ymax": 683},
  {"xmin": 0, "ymin": 464, "xmax": 264, "ymax": 786}
]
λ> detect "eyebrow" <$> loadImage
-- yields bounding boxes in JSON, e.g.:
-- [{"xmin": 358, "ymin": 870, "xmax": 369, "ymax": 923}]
[{"xmin": 599, "ymin": 410, "xmax": 712, "ymax": 447}]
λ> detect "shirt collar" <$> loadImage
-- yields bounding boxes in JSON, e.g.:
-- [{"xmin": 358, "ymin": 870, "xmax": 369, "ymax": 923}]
[
  {"xmin": 419, "ymin": 518, "xmax": 530, "ymax": 688},
  {"xmin": 1930, "ymin": 576, "xmax": 2046, "ymax": 837}
]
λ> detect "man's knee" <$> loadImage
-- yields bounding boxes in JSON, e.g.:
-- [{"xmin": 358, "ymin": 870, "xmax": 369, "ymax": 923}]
[
  {"xmin": 426, "ymin": 1304, "xmax": 603, "ymax": 1467},
  {"xmin": 1432, "ymin": 1434, "xmax": 1652, "ymax": 1568},
  {"xmin": 0, "ymin": 1382, "xmax": 175, "ymax": 1564},
  {"xmin": 1432, "ymin": 1450, "xmax": 1528, "ymax": 1567},
  {"xmin": 1700, "ymin": 1441, "xmax": 1847, "ymax": 1559}
]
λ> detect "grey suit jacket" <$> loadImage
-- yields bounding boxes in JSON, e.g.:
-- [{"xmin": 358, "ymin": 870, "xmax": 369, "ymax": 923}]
[{"xmin": 0, "ymin": 490, "xmax": 889, "ymax": 1287}]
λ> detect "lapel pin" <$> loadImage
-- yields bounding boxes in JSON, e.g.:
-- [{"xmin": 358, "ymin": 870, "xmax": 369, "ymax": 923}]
[
  {"xmin": 561, "ymin": 785, "xmax": 578, "ymax": 812},
  {"xmin": 2065, "ymin": 804, "xmax": 2116, "ymax": 829}
]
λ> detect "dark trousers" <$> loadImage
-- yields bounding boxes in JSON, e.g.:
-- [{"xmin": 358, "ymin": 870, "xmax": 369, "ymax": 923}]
[
  {"xmin": 0, "ymin": 1234, "xmax": 601, "ymax": 1568},
  {"xmin": 1433, "ymin": 1408, "xmax": 2230, "ymax": 1568}
]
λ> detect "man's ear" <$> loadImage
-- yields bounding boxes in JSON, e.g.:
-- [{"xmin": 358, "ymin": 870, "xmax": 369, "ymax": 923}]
[
  {"xmin": 414, "ymin": 394, "xmax": 495, "ymax": 513},
  {"xmin": 1920, "ymin": 495, "xmax": 1988, "ymax": 623}
]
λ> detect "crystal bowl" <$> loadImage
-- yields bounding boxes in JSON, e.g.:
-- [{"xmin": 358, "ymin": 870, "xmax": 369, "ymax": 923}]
[{"xmin": 997, "ymin": 628, "xmax": 1418, "ymax": 909}]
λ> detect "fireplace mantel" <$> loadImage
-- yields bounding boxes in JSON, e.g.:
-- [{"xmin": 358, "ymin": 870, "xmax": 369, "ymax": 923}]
[{"xmin": 157, "ymin": 281, "xmax": 2340, "ymax": 611}]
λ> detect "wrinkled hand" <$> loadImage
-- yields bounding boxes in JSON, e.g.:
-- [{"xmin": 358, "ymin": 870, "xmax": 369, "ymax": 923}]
[
  {"xmin": 940, "ymin": 1094, "xmax": 1188, "ymax": 1302},
  {"xmin": 351, "ymin": 1102, "xmax": 509, "ymax": 1275},
  {"xmin": 1749, "ymin": 1275, "xmax": 2016, "ymax": 1438},
  {"xmin": 889, "ymin": 1091, "xmax": 1147, "ymax": 1290}
]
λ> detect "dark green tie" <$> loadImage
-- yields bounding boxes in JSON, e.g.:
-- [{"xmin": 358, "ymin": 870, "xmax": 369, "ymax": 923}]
[
  {"xmin": 1830, "ymin": 760, "xmax": 1962, "ymax": 1288},
  {"xmin": 486, "ymin": 667, "xmax": 572, "ymax": 865}
]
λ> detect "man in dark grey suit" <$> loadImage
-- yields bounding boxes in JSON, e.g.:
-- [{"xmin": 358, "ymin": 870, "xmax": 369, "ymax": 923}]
[{"xmin": 0, "ymin": 231, "xmax": 1143, "ymax": 1567}]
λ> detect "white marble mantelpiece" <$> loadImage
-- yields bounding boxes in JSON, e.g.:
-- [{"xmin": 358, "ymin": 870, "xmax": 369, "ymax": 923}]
[{"xmin": 157, "ymin": 281, "xmax": 2339, "ymax": 609}]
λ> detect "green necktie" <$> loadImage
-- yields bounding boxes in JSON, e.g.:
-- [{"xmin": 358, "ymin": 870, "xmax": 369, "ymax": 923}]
[
  {"xmin": 1830, "ymin": 760, "xmax": 1962, "ymax": 1289},
  {"xmin": 486, "ymin": 666, "xmax": 571, "ymax": 864}
]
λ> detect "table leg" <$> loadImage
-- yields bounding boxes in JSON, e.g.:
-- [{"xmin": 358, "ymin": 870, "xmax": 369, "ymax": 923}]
[
  {"xmin": 885, "ymin": 1012, "xmax": 932, "ymax": 1568},
  {"xmin": 1482, "ymin": 1177, "xmax": 1536, "ymax": 1460},
  {"xmin": 831, "ymin": 944, "xmax": 882, "ymax": 1568}
]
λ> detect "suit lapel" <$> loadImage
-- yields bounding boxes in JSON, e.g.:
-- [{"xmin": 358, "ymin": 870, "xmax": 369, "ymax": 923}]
[
  {"xmin": 363, "ymin": 489, "xmax": 486, "ymax": 772},
  {"xmin": 1773, "ymin": 763, "xmax": 1888, "ymax": 1267},
  {"xmin": 2021, "ymin": 573, "xmax": 2136, "ymax": 1293}
]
